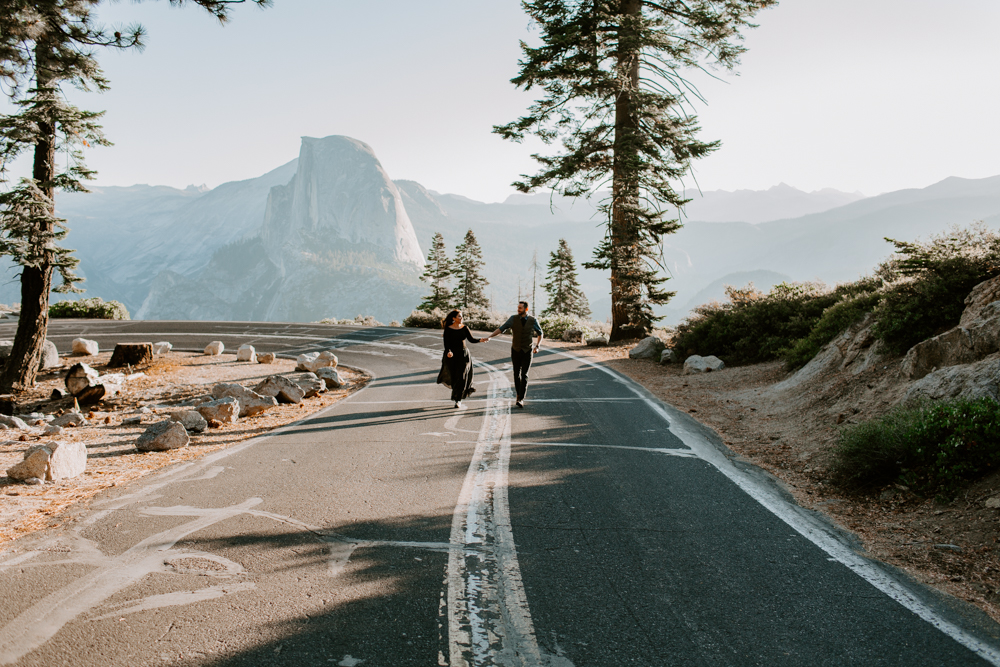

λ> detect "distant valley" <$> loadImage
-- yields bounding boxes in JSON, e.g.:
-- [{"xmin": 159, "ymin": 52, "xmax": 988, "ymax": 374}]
[{"xmin": 3, "ymin": 135, "xmax": 998, "ymax": 325}]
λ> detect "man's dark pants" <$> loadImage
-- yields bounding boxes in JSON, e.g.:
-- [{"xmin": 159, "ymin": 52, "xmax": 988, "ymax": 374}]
[{"xmin": 511, "ymin": 348, "xmax": 532, "ymax": 401}]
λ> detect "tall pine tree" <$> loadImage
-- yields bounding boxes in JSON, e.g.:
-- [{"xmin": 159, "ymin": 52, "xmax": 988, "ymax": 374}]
[
  {"xmin": 0, "ymin": 0, "xmax": 270, "ymax": 391},
  {"xmin": 418, "ymin": 231, "xmax": 452, "ymax": 312},
  {"xmin": 495, "ymin": 0, "xmax": 775, "ymax": 341},
  {"xmin": 451, "ymin": 229, "xmax": 489, "ymax": 310},
  {"xmin": 542, "ymin": 239, "xmax": 590, "ymax": 319}
]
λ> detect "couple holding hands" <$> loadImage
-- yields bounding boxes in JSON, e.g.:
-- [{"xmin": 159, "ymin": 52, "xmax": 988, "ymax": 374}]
[{"xmin": 438, "ymin": 301, "xmax": 543, "ymax": 409}]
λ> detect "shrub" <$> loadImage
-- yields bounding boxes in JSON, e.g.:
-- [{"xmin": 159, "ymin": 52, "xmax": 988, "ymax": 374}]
[
  {"xmin": 49, "ymin": 297, "xmax": 130, "ymax": 320},
  {"xmin": 403, "ymin": 309, "xmax": 445, "ymax": 329},
  {"xmin": 781, "ymin": 286, "xmax": 881, "ymax": 370},
  {"xmin": 672, "ymin": 282, "xmax": 838, "ymax": 366},
  {"xmin": 872, "ymin": 225, "xmax": 1000, "ymax": 354},
  {"xmin": 831, "ymin": 397, "xmax": 1000, "ymax": 497},
  {"xmin": 318, "ymin": 315, "xmax": 385, "ymax": 326}
]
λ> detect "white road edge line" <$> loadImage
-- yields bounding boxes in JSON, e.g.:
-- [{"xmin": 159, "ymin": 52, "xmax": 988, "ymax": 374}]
[
  {"xmin": 550, "ymin": 348, "xmax": 1000, "ymax": 664},
  {"xmin": 447, "ymin": 360, "xmax": 543, "ymax": 667},
  {"xmin": 448, "ymin": 440, "xmax": 699, "ymax": 457}
]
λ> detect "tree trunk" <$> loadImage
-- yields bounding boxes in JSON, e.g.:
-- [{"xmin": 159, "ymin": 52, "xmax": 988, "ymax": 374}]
[
  {"xmin": 609, "ymin": 0, "xmax": 645, "ymax": 343},
  {"xmin": 0, "ymin": 40, "xmax": 56, "ymax": 392}
]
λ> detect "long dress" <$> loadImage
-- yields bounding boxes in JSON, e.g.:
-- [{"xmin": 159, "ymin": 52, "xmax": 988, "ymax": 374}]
[{"xmin": 438, "ymin": 325, "xmax": 480, "ymax": 401}]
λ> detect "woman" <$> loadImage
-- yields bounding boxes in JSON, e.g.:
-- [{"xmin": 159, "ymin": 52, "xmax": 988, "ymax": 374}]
[{"xmin": 438, "ymin": 309, "xmax": 489, "ymax": 408}]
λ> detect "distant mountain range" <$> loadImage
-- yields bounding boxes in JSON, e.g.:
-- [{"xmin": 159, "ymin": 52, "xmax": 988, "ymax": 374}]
[{"xmin": 1, "ymin": 136, "xmax": 997, "ymax": 325}]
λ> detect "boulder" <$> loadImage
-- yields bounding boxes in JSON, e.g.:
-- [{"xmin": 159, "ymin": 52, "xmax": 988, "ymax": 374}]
[
  {"xmin": 0, "ymin": 414, "xmax": 28, "ymax": 430},
  {"xmin": 237, "ymin": 344, "xmax": 257, "ymax": 363},
  {"xmin": 253, "ymin": 375, "xmax": 305, "ymax": 404},
  {"xmin": 52, "ymin": 411, "xmax": 87, "ymax": 427},
  {"xmin": 210, "ymin": 383, "xmax": 277, "ymax": 417},
  {"xmin": 166, "ymin": 409, "xmax": 208, "ymax": 433},
  {"xmin": 902, "ymin": 300, "xmax": 1000, "ymax": 380},
  {"xmin": 904, "ymin": 353, "xmax": 1000, "ymax": 404},
  {"xmin": 257, "ymin": 352, "xmax": 276, "ymax": 364},
  {"xmin": 586, "ymin": 335, "xmax": 609, "ymax": 347},
  {"xmin": 196, "ymin": 397, "xmax": 240, "ymax": 424},
  {"xmin": 562, "ymin": 329, "xmax": 584, "ymax": 343},
  {"xmin": 6, "ymin": 440, "xmax": 86, "ymax": 482},
  {"xmin": 316, "ymin": 367, "xmax": 345, "ymax": 389},
  {"xmin": 683, "ymin": 355, "xmax": 726, "ymax": 374},
  {"xmin": 40, "ymin": 340, "xmax": 60, "ymax": 369},
  {"xmin": 629, "ymin": 336, "xmax": 666, "ymax": 360},
  {"xmin": 660, "ymin": 349, "xmax": 678, "ymax": 365},
  {"xmin": 136, "ymin": 420, "xmax": 190, "ymax": 452},
  {"xmin": 296, "ymin": 351, "xmax": 337, "ymax": 373},
  {"xmin": 287, "ymin": 372, "xmax": 326, "ymax": 396},
  {"xmin": 204, "ymin": 341, "xmax": 225, "ymax": 356},
  {"xmin": 152, "ymin": 341, "xmax": 173, "ymax": 354},
  {"xmin": 72, "ymin": 338, "xmax": 99, "ymax": 356},
  {"xmin": 108, "ymin": 343, "xmax": 153, "ymax": 368}
]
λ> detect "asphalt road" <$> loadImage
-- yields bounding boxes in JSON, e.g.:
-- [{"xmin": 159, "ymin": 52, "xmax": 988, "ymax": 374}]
[{"xmin": 0, "ymin": 320, "xmax": 998, "ymax": 666}]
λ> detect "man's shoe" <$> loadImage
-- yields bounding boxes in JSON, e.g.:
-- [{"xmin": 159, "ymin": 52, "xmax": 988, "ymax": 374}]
[
  {"xmin": 515, "ymin": 400, "xmax": 524, "ymax": 408},
  {"xmin": 455, "ymin": 401, "xmax": 463, "ymax": 409}
]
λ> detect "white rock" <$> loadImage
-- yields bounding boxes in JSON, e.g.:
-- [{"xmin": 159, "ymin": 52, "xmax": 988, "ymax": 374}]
[
  {"xmin": 683, "ymin": 355, "xmax": 726, "ymax": 375},
  {"xmin": 210, "ymin": 383, "xmax": 277, "ymax": 417},
  {"xmin": 153, "ymin": 341, "xmax": 173, "ymax": 354},
  {"xmin": 204, "ymin": 341, "xmax": 225, "ymax": 356},
  {"xmin": 296, "ymin": 351, "xmax": 337, "ymax": 373},
  {"xmin": 6, "ymin": 440, "xmax": 86, "ymax": 481},
  {"xmin": 629, "ymin": 336, "xmax": 665, "ymax": 360},
  {"xmin": 72, "ymin": 338, "xmax": 99, "ymax": 356},
  {"xmin": 196, "ymin": 397, "xmax": 240, "ymax": 424},
  {"xmin": 236, "ymin": 344, "xmax": 257, "ymax": 363},
  {"xmin": 0, "ymin": 415, "xmax": 29, "ymax": 430},
  {"xmin": 52, "ymin": 411, "xmax": 87, "ymax": 427},
  {"xmin": 316, "ymin": 367, "xmax": 345, "ymax": 389},
  {"xmin": 253, "ymin": 375, "xmax": 304, "ymax": 404},
  {"xmin": 41, "ymin": 340, "xmax": 60, "ymax": 369},
  {"xmin": 43, "ymin": 424, "xmax": 64, "ymax": 436},
  {"xmin": 136, "ymin": 420, "xmax": 190, "ymax": 451},
  {"xmin": 287, "ymin": 372, "xmax": 326, "ymax": 397},
  {"xmin": 257, "ymin": 352, "xmax": 276, "ymax": 364},
  {"xmin": 166, "ymin": 410, "xmax": 208, "ymax": 433}
]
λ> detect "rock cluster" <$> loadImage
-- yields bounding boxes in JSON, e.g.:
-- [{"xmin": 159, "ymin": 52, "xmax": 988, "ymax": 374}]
[
  {"xmin": 296, "ymin": 351, "xmax": 338, "ymax": 373},
  {"xmin": 211, "ymin": 383, "xmax": 277, "ymax": 417}
]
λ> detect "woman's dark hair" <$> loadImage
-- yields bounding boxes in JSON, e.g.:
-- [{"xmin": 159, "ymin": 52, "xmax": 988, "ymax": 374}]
[{"xmin": 443, "ymin": 309, "xmax": 461, "ymax": 328}]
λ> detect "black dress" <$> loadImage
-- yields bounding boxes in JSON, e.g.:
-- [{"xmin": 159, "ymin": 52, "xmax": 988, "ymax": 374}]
[{"xmin": 438, "ymin": 326, "xmax": 480, "ymax": 401}]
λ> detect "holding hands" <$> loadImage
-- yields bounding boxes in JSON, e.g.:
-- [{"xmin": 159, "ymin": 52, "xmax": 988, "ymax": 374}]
[{"xmin": 479, "ymin": 337, "xmax": 489, "ymax": 343}]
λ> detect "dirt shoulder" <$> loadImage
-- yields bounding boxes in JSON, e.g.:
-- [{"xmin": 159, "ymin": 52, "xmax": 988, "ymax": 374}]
[
  {"xmin": 548, "ymin": 339, "xmax": 1000, "ymax": 624},
  {"xmin": 0, "ymin": 351, "xmax": 368, "ymax": 546}
]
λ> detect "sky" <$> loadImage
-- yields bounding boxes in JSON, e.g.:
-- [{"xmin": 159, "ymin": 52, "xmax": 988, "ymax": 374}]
[{"xmin": 4, "ymin": 0, "xmax": 999, "ymax": 203}]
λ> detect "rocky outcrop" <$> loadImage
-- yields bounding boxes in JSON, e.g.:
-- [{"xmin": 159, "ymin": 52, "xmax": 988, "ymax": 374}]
[
  {"xmin": 7, "ymin": 440, "xmax": 87, "ymax": 482},
  {"xmin": 774, "ymin": 314, "xmax": 885, "ymax": 394},
  {"xmin": 683, "ymin": 355, "xmax": 726, "ymax": 374},
  {"xmin": 629, "ymin": 337, "xmax": 665, "ymax": 360},
  {"xmin": 905, "ymin": 353, "xmax": 1000, "ymax": 403},
  {"xmin": 902, "ymin": 276, "xmax": 1000, "ymax": 380}
]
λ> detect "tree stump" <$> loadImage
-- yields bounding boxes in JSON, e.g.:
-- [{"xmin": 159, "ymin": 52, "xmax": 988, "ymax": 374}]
[{"xmin": 108, "ymin": 343, "xmax": 153, "ymax": 368}]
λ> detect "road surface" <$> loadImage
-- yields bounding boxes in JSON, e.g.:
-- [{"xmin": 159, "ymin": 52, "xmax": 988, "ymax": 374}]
[{"xmin": 0, "ymin": 320, "xmax": 997, "ymax": 666}]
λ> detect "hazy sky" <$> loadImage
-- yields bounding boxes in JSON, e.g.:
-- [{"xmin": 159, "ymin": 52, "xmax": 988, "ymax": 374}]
[{"xmin": 5, "ymin": 0, "xmax": 999, "ymax": 202}]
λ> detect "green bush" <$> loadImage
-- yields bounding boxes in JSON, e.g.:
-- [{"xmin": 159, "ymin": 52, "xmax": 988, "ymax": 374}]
[
  {"xmin": 672, "ymin": 282, "xmax": 838, "ymax": 366},
  {"xmin": 831, "ymin": 397, "xmax": 1000, "ymax": 497},
  {"xmin": 781, "ymin": 289, "xmax": 880, "ymax": 369},
  {"xmin": 49, "ymin": 297, "xmax": 130, "ymax": 320}
]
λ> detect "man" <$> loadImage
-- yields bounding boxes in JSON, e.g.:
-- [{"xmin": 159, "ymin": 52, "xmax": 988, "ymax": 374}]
[{"xmin": 487, "ymin": 301, "xmax": 543, "ymax": 408}]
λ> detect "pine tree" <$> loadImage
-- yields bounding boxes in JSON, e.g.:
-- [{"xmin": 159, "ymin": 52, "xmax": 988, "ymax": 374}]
[
  {"xmin": 451, "ymin": 229, "xmax": 489, "ymax": 310},
  {"xmin": 494, "ymin": 0, "xmax": 775, "ymax": 341},
  {"xmin": 542, "ymin": 239, "xmax": 591, "ymax": 319},
  {"xmin": 0, "ymin": 0, "xmax": 270, "ymax": 391},
  {"xmin": 418, "ymin": 231, "xmax": 452, "ymax": 312}
]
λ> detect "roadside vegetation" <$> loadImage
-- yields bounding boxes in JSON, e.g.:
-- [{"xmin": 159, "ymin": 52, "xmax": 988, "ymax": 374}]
[
  {"xmin": 671, "ymin": 223, "xmax": 1000, "ymax": 369},
  {"xmin": 49, "ymin": 297, "xmax": 129, "ymax": 320},
  {"xmin": 831, "ymin": 397, "xmax": 1000, "ymax": 498}
]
